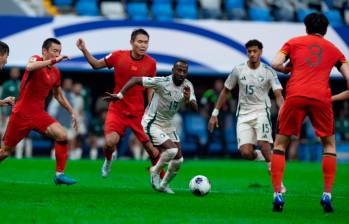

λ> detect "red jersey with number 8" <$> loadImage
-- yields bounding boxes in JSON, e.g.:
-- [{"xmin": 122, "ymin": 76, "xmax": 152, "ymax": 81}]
[{"xmin": 280, "ymin": 34, "xmax": 347, "ymax": 103}]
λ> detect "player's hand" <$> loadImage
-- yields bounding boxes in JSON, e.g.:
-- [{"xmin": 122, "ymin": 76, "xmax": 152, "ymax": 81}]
[
  {"xmin": 2, "ymin": 96, "xmax": 15, "ymax": 106},
  {"xmin": 71, "ymin": 112, "xmax": 79, "ymax": 131},
  {"xmin": 102, "ymin": 92, "xmax": 120, "ymax": 102},
  {"xmin": 56, "ymin": 55, "xmax": 70, "ymax": 63},
  {"xmin": 208, "ymin": 116, "xmax": 219, "ymax": 133},
  {"xmin": 76, "ymin": 38, "xmax": 86, "ymax": 51},
  {"xmin": 183, "ymin": 86, "xmax": 190, "ymax": 103}
]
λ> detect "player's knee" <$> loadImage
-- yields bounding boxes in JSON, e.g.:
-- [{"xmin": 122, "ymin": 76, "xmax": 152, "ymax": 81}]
[
  {"xmin": 56, "ymin": 132, "xmax": 68, "ymax": 142},
  {"xmin": 164, "ymin": 147, "xmax": 178, "ymax": 160},
  {"xmin": 240, "ymin": 149, "xmax": 255, "ymax": 160},
  {"xmin": 169, "ymin": 157, "xmax": 183, "ymax": 172},
  {"xmin": 105, "ymin": 137, "xmax": 117, "ymax": 148}
]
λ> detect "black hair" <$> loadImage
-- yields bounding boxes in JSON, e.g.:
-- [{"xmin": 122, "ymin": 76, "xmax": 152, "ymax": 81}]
[
  {"xmin": 131, "ymin": 29, "xmax": 149, "ymax": 41},
  {"xmin": 174, "ymin": 59, "xmax": 189, "ymax": 66},
  {"xmin": 42, "ymin": 38, "xmax": 61, "ymax": 50},
  {"xmin": 304, "ymin": 13, "xmax": 329, "ymax": 36},
  {"xmin": 0, "ymin": 41, "xmax": 9, "ymax": 55},
  {"xmin": 245, "ymin": 39, "xmax": 263, "ymax": 49}
]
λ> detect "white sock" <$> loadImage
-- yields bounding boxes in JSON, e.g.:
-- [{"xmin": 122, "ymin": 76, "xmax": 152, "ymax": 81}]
[
  {"xmin": 153, "ymin": 148, "xmax": 178, "ymax": 174},
  {"xmin": 90, "ymin": 148, "xmax": 98, "ymax": 160},
  {"xmin": 161, "ymin": 157, "xmax": 183, "ymax": 187},
  {"xmin": 323, "ymin": 192, "xmax": 332, "ymax": 199},
  {"xmin": 255, "ymin": 149, "xmax": 265, "ymax": 161},
  {"xmin": 56, "ymin": 172, "xmax": 63, "ymax": 176}
]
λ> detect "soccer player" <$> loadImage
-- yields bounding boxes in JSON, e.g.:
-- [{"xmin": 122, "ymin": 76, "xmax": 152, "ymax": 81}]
[
  {"xmin": 103, "ymin": 60, "xmax": 198, "ymax": 193},
  {"xmin": 208, "ymin": 39, "xmax": 285, "ymax": 191},
  {"xmin": 76, "ymin": 29, "xmax": 163, "ymax": 178},
  {"xmin": 0, "ymin": 38, "xmax": 78, "ymax": 185},
  {"xmin": 0, "ymin": 41, "xmax": 16, "ymax": 106},
  {"xmin": 270, "ymin": 13, "xmax": 349, "ymax": 212}
]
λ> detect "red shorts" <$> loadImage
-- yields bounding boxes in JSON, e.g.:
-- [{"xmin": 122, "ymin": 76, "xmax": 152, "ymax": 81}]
[
  {"xmin": 104, "ymin": 109, "xmax": 149, "ymax": 143},
  {"xmin": 3, "ymin": 112, "xmax": 57, "ymax": 147},
  {"xmin": 277, "ymin": 96, "xmax": 334, "ymax": 137}
]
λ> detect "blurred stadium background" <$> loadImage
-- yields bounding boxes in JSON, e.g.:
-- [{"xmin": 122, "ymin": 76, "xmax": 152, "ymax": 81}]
[{"xmin": 0, "ymin": 0, "xmax": 349, "ymax": 163}]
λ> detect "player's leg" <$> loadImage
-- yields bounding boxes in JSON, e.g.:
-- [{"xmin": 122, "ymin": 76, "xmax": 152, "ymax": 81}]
[
  {"xmin": 0, "ymin": 113, "xmax": 30, "ymax": 162},
  {"xmin": 239, "ymin": 144, "xmax": 257, "ymax": 160},
  {"xmin": 309, "ymin": 100, "xmax": 336, "ymax": 213},
  {"xmin": 271, "ymin": 97, "xmax": 306, "ymax": 212},
  {"xmin": 158, "ymin": 132, "xmax": 183, "ymax": 193},
  {"xmin": 101, "ymin": 131, "xmax": 120, "ymax": 177},
  {"xmin": 44, "ymin": 121, "xmax": 76, "ymax": 185},
  {"xmin": 236, "ymin": 117, "xmax": 258, "ymax": 160}
]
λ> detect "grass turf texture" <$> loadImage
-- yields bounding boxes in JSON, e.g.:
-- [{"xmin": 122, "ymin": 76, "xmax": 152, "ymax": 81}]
[{"xmin": 0, "ymin": 159, "xmax": 348, "ymax": 223}]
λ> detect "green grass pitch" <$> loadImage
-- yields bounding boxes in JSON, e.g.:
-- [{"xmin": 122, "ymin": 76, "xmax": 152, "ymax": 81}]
[{"xmin": 0, "ymin": 159, "xmax": 348, "ymax": 223}]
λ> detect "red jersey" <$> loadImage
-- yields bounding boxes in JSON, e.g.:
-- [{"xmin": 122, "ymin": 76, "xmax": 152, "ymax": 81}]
[
  {"xmin": 280, "ymin": 34, "xmax": 347, "ymax": 103},
  {"xmin": 104, "ymin": 50, "xmax": 156, "ymax": 116},
  {"xmin": 13, "ymin": 55, "xmax": 61, "ymax": 117}
]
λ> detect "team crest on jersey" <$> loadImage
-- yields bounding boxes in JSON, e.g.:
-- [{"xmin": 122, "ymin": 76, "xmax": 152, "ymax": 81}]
[
  {"xmin": 131, "ymin": 65, "xmax": 138, "ymax": 71},
  {"xmin": 258, "ymin": 76, "xmax": 265, "ymax": 82},
  {"xmin": 240, "ymin": 76, "xmax": 246, "ymax": 80}
]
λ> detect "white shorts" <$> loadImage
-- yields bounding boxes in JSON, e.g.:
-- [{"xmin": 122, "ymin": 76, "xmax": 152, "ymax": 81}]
[
  {"xmin": 143, "ymin": 124, "xmax": 180, "ymax": 146},
  {"xmin": 236, "ymin": 110, "xmax": 273, "ymax": 148}
]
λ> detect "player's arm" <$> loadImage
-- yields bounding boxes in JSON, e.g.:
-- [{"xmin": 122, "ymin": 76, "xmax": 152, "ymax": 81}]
[
  {"xmin": 103, "ymin": 77, "xmax": 143, "ymax": 102},
  {"xmin": 208, "ymin": 87, "xmax": 230, "ymax": 133},
  {"xmin": 76, "ymin": 38, "xmax": 107, "ymax": 69},
  {"xmin": 273, "ymin": 89, "xmax": 284, "ymax": 108},
  {"xmin": 271, "ymin": 52, "xmax": 291, "ymax": 74},
  {"xmin": 183, "ymin": 86, "xmax": 198, "ymax": 112},
  {"xmin": 26, "ymin": 55, "xmax": 69, "ymax": 72},
  {"xmin": 146, "ymin": 88, "xmax": 154, "ymax": 105},
  {"xmin": 332, "ymin": 63, "xmax": 349, "ymax": 102},
  {"xmin": 52, "ymin": 86, "xmax": 79, "ymax": 130},
  {"xmin": 0, "ymin": 96, "xmax": 15, "ymax": 106}
]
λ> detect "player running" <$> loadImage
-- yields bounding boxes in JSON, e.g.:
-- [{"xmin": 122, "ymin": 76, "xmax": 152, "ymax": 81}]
[
  {"xmin": 0, "ymin": 41, "xmax": 16, "ymax": 106},
  {"xmin": 271, "ymin": 12, "xmax": 349, "ymax": 212},
  {"xmin": 0, "ymin": 38, "xmax": 78, "ymax": 185},
  {"xmin": 76, "ymin": 29, "xmax": 164, "ymax": 178},
  {"xmin": 103, "ymin": 60, "xmax": 198, "ymax": 193},
  {"xmin": 208, "ymin": 39, "xmax": 285, "ymax": 192}
]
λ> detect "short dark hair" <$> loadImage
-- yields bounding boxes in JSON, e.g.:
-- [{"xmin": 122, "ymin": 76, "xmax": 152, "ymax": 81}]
[
  {"xmin": 42, "ymin": 38, "xmax": 61, "ymax": 50},
  {"xmin": 131, "ymin": 29, "xmax": 149, "ymax": 41},
  {"xmin": 0, "ymin": 41, "xmax": 9, "ymax": 55},
  {"xmin": 174, "ymin": 59, "xmax": 189, "ymax": 67},
  {"xmin": 304, "ymin": 13, "xmax": 328, "ymax": 36},
  {"xmin": 245, "ymin": 39, "xmax": 263, "ymax": 49}
]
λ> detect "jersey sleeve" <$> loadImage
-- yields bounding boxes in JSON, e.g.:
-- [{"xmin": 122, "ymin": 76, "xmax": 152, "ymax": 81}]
[
  {"xmin": 267, "ymin": 67, "xmax": 283, "ymax": 91},
  {"xmin": 104, "ymin": 51, "xmax": 119, "ymax": 69},
  {"xmin": 334, "ymin": 48, "xmax": 348, "ymax": 70},
  {"xmin": 142, "ymin": 76, "xmax": 166, "ymax": 90},
  {"xmin": 224, "ymin": 67, "xmax": 239, "ymax": 90},
  {"xmin": 188, "ymin": 82, "xmax": 196, "ymax": 102},
  {"xmin": 280, "ymin": 41, "xmax": 291, "ymax": 57}
]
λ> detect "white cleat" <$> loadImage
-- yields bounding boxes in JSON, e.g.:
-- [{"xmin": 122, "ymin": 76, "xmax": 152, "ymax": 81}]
[
  {"xmin": 159, "ymin": 184, "xmax": 175, "ymax": 194},
  {"xmin": 281, "ymin": 182, "xmax": 287, "ymax": 194},
  {"xmin": 101, "ymin": 159, "xmax": 112, "ymax": 178},
  {"xmin": 150, "ymin": 166, "xmax": 160, "ymax": 190}
]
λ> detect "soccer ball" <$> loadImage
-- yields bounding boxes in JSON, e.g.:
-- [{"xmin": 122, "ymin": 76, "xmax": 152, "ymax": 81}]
[{"xmin": 189, "ymin": 175, "xmax": 211, "ymax": 196}]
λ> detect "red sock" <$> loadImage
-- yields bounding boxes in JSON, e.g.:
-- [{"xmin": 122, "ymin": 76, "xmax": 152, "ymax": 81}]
[
  {"xmin": 103, "ymin": 146, "xmax": 115, "ymax": 161},
  {"xmin": 55, "ymin": 141, "xmax": 68, "ymax": 173},
  {"xmin": 271, "ymin": 149, "xmax": 286, "ymax": 193},
  {"xmin": 322, "ymin": 153, "xmax": 336, "ymax": 193}
]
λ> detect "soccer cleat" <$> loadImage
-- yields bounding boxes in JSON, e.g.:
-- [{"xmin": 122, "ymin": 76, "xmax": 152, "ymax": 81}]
[
  {"xmin": 150, "ymin": 166, "xmax": 160, "ymax": 190},
  {"xmin": 54, "ymin": 174, "xmax": 77, "ymax": 185},
  {"xmin": 320, "ymin": 194, "xmax": 334, "ymax": 213},
  {"xmin": 272, "ymin": 193, "xmax": 285, "ymax": 212},
  {"xmin": 101, "ymin": 159, "xmax": 112, "ymax": 178},
  {"xmin": 159, "ymin": 184, "xmax": 175, "ymax": 194}
]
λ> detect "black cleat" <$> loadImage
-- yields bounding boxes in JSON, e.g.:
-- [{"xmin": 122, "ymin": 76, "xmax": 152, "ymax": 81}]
[
  {"xmin": 273, "ymin": 193, "xmax": 285, "ymax": 212},
  {"xmin": 321, "ymin": 194, "xmax": 334, "ymax": 213}
]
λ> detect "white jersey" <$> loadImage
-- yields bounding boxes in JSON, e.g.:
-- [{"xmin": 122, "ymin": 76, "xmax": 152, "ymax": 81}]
[
  {"xmin": 142, "ymin": 75, "xmax": 196, "ymax": 128},
  {"xmin": 224, "ymin": 62, "xmax": 282, "ymax": 115}
]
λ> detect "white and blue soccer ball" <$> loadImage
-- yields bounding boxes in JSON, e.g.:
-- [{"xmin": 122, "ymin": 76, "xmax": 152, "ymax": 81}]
[{"xmin": 189, "ymin": 175, "xmax": 211, "ymax": 196}]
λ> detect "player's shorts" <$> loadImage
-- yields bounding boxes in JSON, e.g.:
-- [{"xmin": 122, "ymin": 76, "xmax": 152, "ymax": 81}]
[
  {"xmin": 143, "ymin": 123, "xmax": 179, "ymax": 146},
  {"xmin": 3, "ymin": 111, "xmax": 57, "ymax": 147},
  {"xmin": 236, "ymin": 110, "xmax": 273, "ymax": 148},
  {"xmin": 277, "ymin": 96, "xmax": 334, "ymax": 137},
  {"xmin": 104, "ymin": 109, "xmax": 149, "ymax": 143}
]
